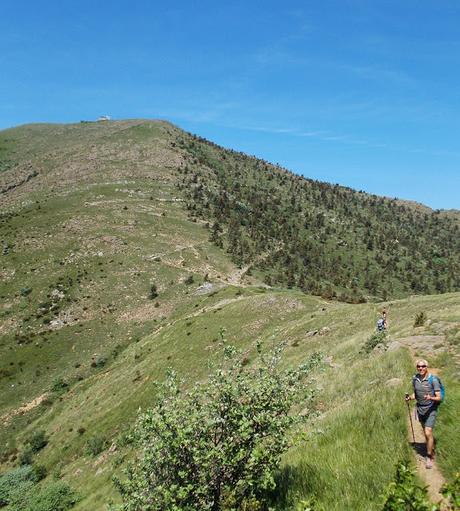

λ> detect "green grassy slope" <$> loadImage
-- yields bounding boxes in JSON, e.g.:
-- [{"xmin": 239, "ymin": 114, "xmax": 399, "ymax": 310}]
[
  {"xmin": 1, "ymin": 120, "xmax": 459, "ymax": 510},
  {"xmin": 3, "ymin": 287, "xmax": 459, "ymax": 510}
]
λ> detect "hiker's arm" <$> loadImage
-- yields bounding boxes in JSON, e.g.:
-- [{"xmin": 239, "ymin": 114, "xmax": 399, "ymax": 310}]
[
  {"xmin": 405, "ymin": 393, "xmax": 415, "ymax": 401},
  {"xmin": 424, "ymin": 390, "xmax": 441, "ymax": 402}
]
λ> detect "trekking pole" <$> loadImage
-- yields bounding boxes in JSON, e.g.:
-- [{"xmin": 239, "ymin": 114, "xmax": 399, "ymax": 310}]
[{"xmin": 405, "ymin": 394, "xmax": 416, "ymax": 444}]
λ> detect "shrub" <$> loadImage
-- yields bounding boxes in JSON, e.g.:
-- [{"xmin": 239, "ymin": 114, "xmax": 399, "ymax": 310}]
[
  {"xmin": 20, "ymin": 287, "xmax": 32, "ymax": 297},
  {"xmin": 362, "ymin": 331, "xmax": 388, "ymax": 354},
  {"xmin": 21, "ymin": 481, "xmax": 79, "ymax": 511},
  {"xmin": 19, "ymin": 445, "xmax": 34, "ymax": 465},
  {"xmin": 86, "ymin": 436, "xmax": 107, "ymax": 457},
  {"xmin": 51, "ymin": 377, "xmax": 69, "ymax": 393},
  {"xmin": 440, "ymin": 473, "xmax": 460, "ymax": 510},
  {"xmin": 26, "ymin": 429, "xmax": 48, "ymax": 453},
  {"xmin": 414, "ymin": 311, "xmax": 427, "ymax": 327},
  {"xmin": 184, "ymin": 274, "xmax": 194, "ymax": 285},
  {"xmin": 112, "ymin": 345, "xmax": 123, "ymax": 358},
  {"xmin": 91, "ymin": 355, "xmax": 107, "ymax": 368},
  {"xmin": 148, "ymin": 283, "xmax": 158, "ymax": 300},
  {"xmin": 382, "ymin": 462, "xmax": 431, "ymax": 510},
  {"xmin": 6, "ymin": 480, "xmax": 35, "ymax": 510},
  {"xmin": 113, "ymin": 344, "xmax": 321, "ymax": 510},
  {"xmin": 31, "ymin": 464, "xmax": 47, "ymax": 482},
  {"xmin": 0, "ymin": 446, "xmax": 17, "ymax": 463}
]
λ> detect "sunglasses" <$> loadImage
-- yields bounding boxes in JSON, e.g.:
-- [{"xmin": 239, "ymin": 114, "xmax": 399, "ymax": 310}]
[{"xmin": 416, "ymin": 365, "xmax": 427, "ymax": 368}]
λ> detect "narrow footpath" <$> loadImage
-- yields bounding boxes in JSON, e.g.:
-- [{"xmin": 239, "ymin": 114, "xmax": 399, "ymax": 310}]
[
  {"xmin": 397, "ymin": 334, "xmax": 449, "ymax": 508},
  {"xmin": 406, "ymin": 393, "xmax": 446, "ymax": 506}
]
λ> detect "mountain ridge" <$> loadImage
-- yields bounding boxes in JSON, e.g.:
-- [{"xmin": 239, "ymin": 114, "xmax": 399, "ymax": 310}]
[
  {"xmin": 0, "ymin": 119, "xmax": 459, "ymax": 510},
  {"xmin": 2, "ymin": 119, "xmax": 458, "ymax": 213}
]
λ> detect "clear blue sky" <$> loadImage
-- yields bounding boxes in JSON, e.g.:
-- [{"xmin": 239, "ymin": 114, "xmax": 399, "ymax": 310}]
[{"xmin": 1, "ymin": 1, "xmax": 459, "ymax": 209}]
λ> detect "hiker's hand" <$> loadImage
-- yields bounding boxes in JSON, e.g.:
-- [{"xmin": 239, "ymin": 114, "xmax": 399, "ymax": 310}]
[{"xmin": 405, "ymin": 394, "xmax": 411, "ymax": 401}]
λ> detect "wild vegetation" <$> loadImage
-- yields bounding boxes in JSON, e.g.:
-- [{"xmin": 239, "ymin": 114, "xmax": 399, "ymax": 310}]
[
  {"xmin": 0, "ymin": 120, "xmax": 458, "ymax": 510},
  {"xmin": 176, "ymin": 134, "xmax": 460, "ymax": 302},
  {"xmin": 113, "ymin": 345, "xmax": 321, "ymax": 510}
]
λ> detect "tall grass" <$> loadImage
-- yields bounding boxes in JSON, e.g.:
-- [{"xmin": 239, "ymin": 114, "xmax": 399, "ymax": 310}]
[
  {"xmin": 272, "ymin": 350, "xmax": 413, "ymax": 510},
  {"xmin": 433, "ymin": 352, "xmax": 460, "ymax": 482}
]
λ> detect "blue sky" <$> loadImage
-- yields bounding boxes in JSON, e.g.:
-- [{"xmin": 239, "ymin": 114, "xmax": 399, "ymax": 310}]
[{"xmin": 1, "ymin": 1, "xmax": 459, "ymax": 209}]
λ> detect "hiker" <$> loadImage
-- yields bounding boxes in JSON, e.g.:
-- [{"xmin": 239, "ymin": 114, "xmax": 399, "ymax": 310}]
[
  {"xmin": 405, "ymin": 359, "xmax": 442, "ymax": 469},
  {"xmin": 376, "ymin": 314, "xmax": 386, "ymax": 332}
]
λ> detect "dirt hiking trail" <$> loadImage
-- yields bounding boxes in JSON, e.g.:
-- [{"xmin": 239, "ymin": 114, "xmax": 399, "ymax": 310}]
[
  {"xmin": 406, "ymin": 400, "xmax": 447, "ymax": 506},
  {"xmin": 397, "ymin": 333, "xmax": 449, "ymax": 508}
]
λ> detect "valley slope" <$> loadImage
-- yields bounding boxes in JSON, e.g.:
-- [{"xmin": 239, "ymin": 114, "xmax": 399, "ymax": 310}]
[{"xmin": 0, "ymin": 120, "xmax": 459, "ymax": 510}]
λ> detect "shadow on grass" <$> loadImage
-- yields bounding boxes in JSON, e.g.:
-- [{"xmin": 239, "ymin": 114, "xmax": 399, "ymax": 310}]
[{"xmin": 268, "ymin": 461, "xmax": 328, "ymax": 510}]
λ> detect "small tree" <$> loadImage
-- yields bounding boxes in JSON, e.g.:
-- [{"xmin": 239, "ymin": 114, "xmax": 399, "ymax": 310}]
[
  {"xmin": 114, "ymin": 344, "xmax": 321, "ymax": 510},
  {"xmin": 26, "ymin": 430, "xmax": 48, "ymax": 453},
  {"xmin": 148, "ymin": 284, "xmax": 158, "ymax": 300},
  {"xmin": 414, "ymin": 311, "xmax": 427, "ymax": 328}
]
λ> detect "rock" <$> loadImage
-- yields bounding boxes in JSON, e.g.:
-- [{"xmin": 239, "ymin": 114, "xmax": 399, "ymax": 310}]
[
  {"xmin": 373, "ymin": 343, "xmax": 387, "ymax": 353},
  {"xmin": 387, "ymin": 341, "xmax": 403, "ymax": 352},
  {"xmin": 195, "ymin": 282, "xmax": 215, "ymax": 295},
  {"xmin": 318, "ymin": 327, "xmax": 330, "ymax": 336},
  {"xmin": 398, "ymin": 336, "xmax": 445, "ymax": 353},
  {"xmin": 51, "ymin": 288, "xmax": 65, "ymax": 300},
  {"xmin": 386, "ymin": 378, "xmax": 403, "ymax": 387},
  {"xmin": 305, "ymin": 330, "xmax": 318, "ymax": 338}
]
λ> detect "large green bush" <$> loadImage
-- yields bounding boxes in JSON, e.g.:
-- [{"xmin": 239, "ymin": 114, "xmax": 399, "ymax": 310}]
[
  {"xmin": 0, "ymin": 465, "xmax": 34, "ymax": 506},
  {"xmin": 114, "ymin": 344, "xmax": 321, "ymax": 511},
  {"xmin": 20, "ymin": 481, "xmax": 79, "ymax": 511},
  {"xmin": 0, "ymin": 466, "xmax": 78, "ymax": 510}
]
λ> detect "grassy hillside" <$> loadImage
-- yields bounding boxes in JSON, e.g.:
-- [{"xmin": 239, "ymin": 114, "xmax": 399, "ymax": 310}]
[
  {"xmin": 0, "ymin": 120, "xmax": 459, "ymax": 510},
  {"xmin": 176, "ymin": 133, "xmax": 460, "ymax": 301}
]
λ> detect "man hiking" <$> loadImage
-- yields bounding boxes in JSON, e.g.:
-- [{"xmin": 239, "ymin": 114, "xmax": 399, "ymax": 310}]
[
  {"xmin": 405, "ymin": 359, "xmax": 442, "ymax": 469},
  {"xmin": 377, "ymin": 310, "xmax": 387, "ymax": 332}
]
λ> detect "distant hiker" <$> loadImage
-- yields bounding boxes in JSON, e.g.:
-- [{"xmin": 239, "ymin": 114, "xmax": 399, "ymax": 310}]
[
  {"xmin": 405, "ymin": 359, "xmax": 442, "ymax": 469},
  {"xmin": 382, "ymin": 309, "xmax": 387, "ymax": 328},
  {"xmin": 376, "ymin": 317, "xmax": 386, "ymax": 332},
  {"xmin": 376, "ymin": 309, "xmax": 388, "ymax": 332}
]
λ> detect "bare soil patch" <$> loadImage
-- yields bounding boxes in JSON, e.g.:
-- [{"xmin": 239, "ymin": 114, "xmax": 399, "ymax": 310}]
[{"xmin": 1, "ymin": 393, "xmax": 49, "ymax": 426}]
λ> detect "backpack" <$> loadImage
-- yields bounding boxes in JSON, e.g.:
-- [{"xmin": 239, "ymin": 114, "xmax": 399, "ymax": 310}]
[
  {"xmin": 429, "ymin": 375, "xmax": 445, "ymax": 402},
  {"xmin": 412, "ymin": 374, "xmax": 445, "ymax": 402},
  {"xmin": 377, "ymin": 318, "xmax": 385, "ymax": 331}
]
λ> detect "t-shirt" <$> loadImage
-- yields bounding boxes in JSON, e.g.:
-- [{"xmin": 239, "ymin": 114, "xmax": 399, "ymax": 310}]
[{"xmin": 413, "ymin": 373, "xmax": 441, "ymax": 415}]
